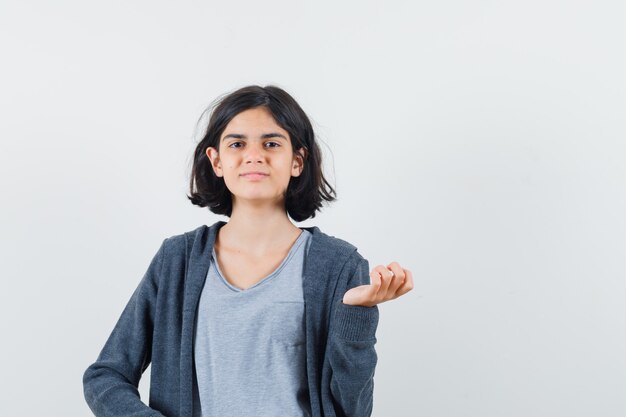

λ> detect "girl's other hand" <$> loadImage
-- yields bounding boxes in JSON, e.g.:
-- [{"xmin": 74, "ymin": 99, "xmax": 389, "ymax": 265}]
[{"xmin": 342, "ymin": 262, "xmax": 414, "ymax": 307}]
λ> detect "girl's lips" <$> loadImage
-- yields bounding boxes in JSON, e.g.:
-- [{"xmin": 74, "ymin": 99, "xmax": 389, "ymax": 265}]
[{"xmin": 241, "ymin": 173, "xmax": 269, "ymax": 180}]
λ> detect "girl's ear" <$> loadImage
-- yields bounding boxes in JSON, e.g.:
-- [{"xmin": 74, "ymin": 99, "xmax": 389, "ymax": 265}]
[
  {"xmin": 292, "ymin": 148, "xmax": 307, "ymax": 177},
  {"xmin": 206, "ymin": 146, "xmax": 223, "ymax": 177}
]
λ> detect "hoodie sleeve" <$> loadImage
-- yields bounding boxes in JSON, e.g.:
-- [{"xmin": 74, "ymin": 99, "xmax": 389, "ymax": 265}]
[
  {"xmin": 82, "ymin": 239, "xmax": 168, "ymax": 417},
  {"xmin": 327, "ymin": 253, "xmax": 379, "ymax": 417}
]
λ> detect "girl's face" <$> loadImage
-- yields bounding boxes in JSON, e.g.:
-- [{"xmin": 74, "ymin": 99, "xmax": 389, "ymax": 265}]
[{"xmin": 206, "ymin": 106, "xmax": 305, "ymax": 207}]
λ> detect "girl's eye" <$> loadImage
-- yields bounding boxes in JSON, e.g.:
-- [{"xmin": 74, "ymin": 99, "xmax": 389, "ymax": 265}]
[{"xmin": 228, "ymin": 141, "xmax": 280, "ymax": 148}]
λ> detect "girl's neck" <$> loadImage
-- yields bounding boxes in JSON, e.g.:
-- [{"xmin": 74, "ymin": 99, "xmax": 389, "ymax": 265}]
[{"xmin": 216, "ymin": 202, "xmax": 302, "ymax": 256}]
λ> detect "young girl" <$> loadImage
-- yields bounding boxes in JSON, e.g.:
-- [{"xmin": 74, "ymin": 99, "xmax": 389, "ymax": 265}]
[{"xmin": 83, "ymin": 85, "xmax": 413, "ymax": 417}]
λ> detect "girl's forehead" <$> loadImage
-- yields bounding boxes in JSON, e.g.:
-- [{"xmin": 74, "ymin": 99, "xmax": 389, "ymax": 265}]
[{"xmin": 222, "ymin": 108, "xmax": 288, "ymax": 136}]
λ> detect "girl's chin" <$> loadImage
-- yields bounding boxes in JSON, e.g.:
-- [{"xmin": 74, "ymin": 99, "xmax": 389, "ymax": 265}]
[{"xmin": 231, "ymin": 195, "xmax": 286, "ymax": 204}]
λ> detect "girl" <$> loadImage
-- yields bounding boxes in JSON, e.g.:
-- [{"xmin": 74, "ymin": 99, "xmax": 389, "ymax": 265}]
[{"xmin": 83, "ymin": 85, "xmax": 413, "ymax": 417}]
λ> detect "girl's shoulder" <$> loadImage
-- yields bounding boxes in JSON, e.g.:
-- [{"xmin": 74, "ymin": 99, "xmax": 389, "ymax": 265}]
[
  {"xmin": 299, "ymin": 225, "xmax": 367, "ymax": 273},
  {"xmin": 310, "ymin": 227, "xmax": 359, "ymax": 254}
]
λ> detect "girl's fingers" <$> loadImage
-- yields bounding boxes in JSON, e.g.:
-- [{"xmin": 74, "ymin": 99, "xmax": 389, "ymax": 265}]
[
  {"xmin": 370, "ymin": 263, "xmax": 413, "ymax": 303},
  {"xmin": 369, "ymin": 269, "xmax": 382, "ymax": 293},
  {"xmin": 394, "ymin": 268, "xmax": 414, "ymax": 297},
  {"xmin": 385, "ymin": 262, "xmax": 405, "ymax": 295},
  {"xmin": 377, "ymin": 266, "xmax": 391, "ymax": 293},
  {"xmin": 373, "ymin": 265, "xmax": 393, "ymax": 298}
]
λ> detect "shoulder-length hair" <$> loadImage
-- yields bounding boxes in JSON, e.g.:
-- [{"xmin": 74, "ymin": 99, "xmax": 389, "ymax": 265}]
[{"xmin": 187, "ymin": 85, "xmax": 336, "ymax": 222}]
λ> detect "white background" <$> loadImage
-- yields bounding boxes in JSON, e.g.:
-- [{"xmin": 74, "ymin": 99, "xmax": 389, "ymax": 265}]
[{"xmin": 1, "ymin": 1, "xmax": 625, "ymax": 416}]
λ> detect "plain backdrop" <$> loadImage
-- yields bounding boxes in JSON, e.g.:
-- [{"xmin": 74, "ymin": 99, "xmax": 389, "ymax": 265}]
[{"xmin": 1, "ymin": 1, "xmax": 625, "ymax": 416}]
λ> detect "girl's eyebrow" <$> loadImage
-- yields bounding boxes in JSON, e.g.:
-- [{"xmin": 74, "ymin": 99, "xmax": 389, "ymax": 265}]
[{"xmin": 222, "ymin": 133, "xmax": 287, "ymax": 141}]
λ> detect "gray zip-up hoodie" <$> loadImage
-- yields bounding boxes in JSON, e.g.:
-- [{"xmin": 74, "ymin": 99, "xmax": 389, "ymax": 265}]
[{"xmin": 83, "ymin": 220, "xmax": 379, "ymax": 417}]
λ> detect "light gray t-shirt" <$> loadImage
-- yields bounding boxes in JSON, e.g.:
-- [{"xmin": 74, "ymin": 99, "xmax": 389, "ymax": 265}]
[{"xmin": 193, "ymin": 229, "xmax": 313, "ymax": 417}]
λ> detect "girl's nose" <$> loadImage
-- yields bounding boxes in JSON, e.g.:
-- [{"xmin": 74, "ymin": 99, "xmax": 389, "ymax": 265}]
[{"xmin": 244, "ymin": 142, "xmax": 265, "ymax": 162}]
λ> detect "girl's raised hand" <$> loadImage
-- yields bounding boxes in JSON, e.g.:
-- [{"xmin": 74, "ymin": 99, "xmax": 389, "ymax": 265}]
[{"xmin": 342, "ymin": 262, "xmax": 414, "ymax": 307}]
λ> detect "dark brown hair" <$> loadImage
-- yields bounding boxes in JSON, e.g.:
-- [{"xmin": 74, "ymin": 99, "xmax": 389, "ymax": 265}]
[{"xmin": 187, "ymin": 85, "xmax": 336, "ymax": 222}]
